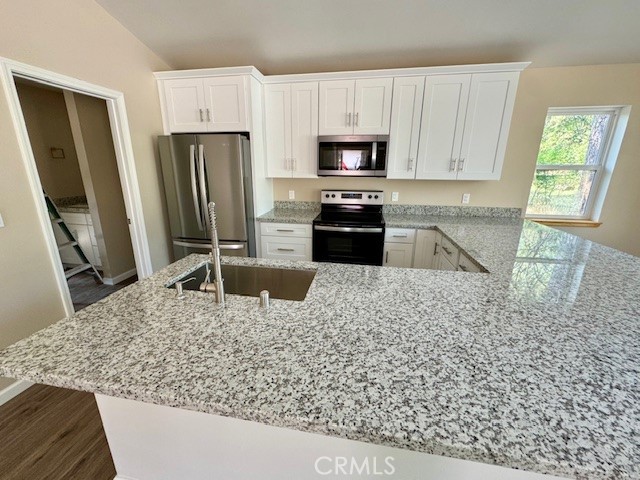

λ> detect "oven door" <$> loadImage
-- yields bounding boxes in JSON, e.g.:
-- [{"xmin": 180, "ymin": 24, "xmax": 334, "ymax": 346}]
[{"xmin": 313, "ymin": 225, "xmax": 384, "ymax": 266}]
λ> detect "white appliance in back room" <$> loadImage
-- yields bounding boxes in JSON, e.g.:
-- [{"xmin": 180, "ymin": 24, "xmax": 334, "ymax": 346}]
[{"xmin": 158, "ymin": 133, "xmax": 256, "ymax": 261}]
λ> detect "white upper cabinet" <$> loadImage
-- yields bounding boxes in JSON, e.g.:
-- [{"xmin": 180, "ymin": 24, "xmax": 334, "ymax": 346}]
[
  {"xmin": 457, "ymin": 72, "xmax": 519, "ymax": 180},
  {"xmin": 318, "ymin": 78, "xmax": 393, "ymax": 135},
  {"xmin": 265, "ymin": 82, "xmax": 319, "ymax": 178},
  {"xmin": 386, "ymin": 77, "xmax": 425, "ymax": 179},
  {"xmin": 202, "ymin": 76, "xmax": 248, "ymax": 132},
  {"xmin": 415, "ymin": 72, "xmax": 519, "ymax": 180},
  {"xmin": 162, "ymin": 78, "xmax": 207, "ymax": 133},
  {"xmin": 416, "ymin": 74, "xmax": 470, "ymax": 180},
  {"xmin": 161, "ymin": 76, "xmax": 248, "ymax": 133}
]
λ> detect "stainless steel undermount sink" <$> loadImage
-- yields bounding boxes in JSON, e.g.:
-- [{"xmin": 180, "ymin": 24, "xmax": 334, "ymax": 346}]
[{"xmin": 168, "ymin": 263, "xmax": 316, "ymax": 301}]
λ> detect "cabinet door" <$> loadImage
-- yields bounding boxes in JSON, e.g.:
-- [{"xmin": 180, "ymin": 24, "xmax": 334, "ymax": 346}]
[
  {"xmin": 383, "ymin": 242, "xmax": 414, "ymax": 268},
  {"xmin": 457, "ymin": 72, "xmax": 519, "ymax": 180},
  {"xmin": 162, "ymin": 78, "xmax": 207, "ymax": 133},
  {"xmin": 290, "ymin": 82, "xmax": 319, "ymax": 178},
  {"xmin": 318, "ymin": 80, "xmax": 354, "ymax": 135},
  {"xmin": 387, "ymin": 77, "xmax": 425, "ymax": 179},
  {"xmin": 353, "ymin": 78, "xmax": 393, "ymax": 134},
  {"xmin": 264, "ymin": 84, "xmax": 292, "ymax": 177},
  {"xmin": 203, "ymin": 76, "xmax": 247, "ymax": 132},
  {"xmin": 413, "ymin": 229, "xmax": 437, "ymax": 269},
  {"xmin": 415, "ymin": 74, "xmax": 470, "ymax": 180}
]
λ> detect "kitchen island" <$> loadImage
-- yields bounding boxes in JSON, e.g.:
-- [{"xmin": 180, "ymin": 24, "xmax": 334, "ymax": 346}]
[{"xmin": 0, "ymin": 218, "xmax": 638, "ymax": 479}]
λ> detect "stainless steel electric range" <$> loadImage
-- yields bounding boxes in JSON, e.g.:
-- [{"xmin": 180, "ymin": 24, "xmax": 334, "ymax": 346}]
[{"xmin": 312, "ymin": 190, "xmax": 385, "ymax": 266}]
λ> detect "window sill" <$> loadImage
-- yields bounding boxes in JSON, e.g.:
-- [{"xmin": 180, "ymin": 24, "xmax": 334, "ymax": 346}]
[{"xmin": 528, "ymin": 218, "xmax": 602, "ymax": 228}]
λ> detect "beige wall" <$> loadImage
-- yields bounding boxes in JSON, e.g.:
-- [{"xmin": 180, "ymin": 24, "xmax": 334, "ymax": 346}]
[
  {"xmin": 15, "ymin": 83, "xmax": 86, "ymax": 200},
  {"xmin": 274, "ymin": 63, "xmax": 640, "ymax": 257},
  {"xmin": 69, "ymin": 92, "xmax": 136, "ymax": 280},
  {"xmin": 0, "ymin": 0, "xmax": 171, "ymax": 391}
]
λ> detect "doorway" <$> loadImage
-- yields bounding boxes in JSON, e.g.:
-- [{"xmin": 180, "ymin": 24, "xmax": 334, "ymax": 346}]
[
  {"xmin": 0, "ymin": 57, "xmax": 153, "ymax": 317},
  {"xmin": 15, "ymin": 79, "xmax": 138, "ymax": 311}
]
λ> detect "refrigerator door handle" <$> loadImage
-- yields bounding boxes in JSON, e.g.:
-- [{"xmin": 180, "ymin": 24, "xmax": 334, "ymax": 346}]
[
  {"xmin": 198, "ymin": 143, "xmax": 211, "ymax": 233},
  {"xmin": 173, "ymin": 240, "xmax": 246, "ymax": 250},
  {"xmin": 189, "ymin": 144, "xmax": 204, "ymax": 231}
]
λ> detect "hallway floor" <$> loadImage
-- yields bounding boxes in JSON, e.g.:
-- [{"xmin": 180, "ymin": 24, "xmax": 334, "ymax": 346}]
[{"xmin": 68, "ymin": 271, "xmax": 137, "ymax": 311}]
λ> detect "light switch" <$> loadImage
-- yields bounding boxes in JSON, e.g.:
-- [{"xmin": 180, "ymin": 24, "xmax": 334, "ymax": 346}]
[
  {"xmin": 0, "ymin": 213, "xmax": 4, "ymax": 228},
  {"xmin": 391, "ymin": 192, "xmax": 399, "ymax": 202}
]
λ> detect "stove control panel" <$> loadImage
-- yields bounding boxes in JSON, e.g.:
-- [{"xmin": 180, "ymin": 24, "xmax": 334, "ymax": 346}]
[{"xmin": 320, "ymin": 190, "xmax": 384, "ymax": 206}]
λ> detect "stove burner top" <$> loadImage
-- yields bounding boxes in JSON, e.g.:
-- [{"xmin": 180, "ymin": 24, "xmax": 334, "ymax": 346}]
[{"xmin": 313, "ymin": 189, "xmax": 385, "ymax": 228}]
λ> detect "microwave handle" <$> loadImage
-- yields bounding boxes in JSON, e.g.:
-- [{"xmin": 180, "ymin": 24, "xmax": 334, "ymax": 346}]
[{"xmin": 371, "ymin": 141, "xmax": 377, "ymax": 171}]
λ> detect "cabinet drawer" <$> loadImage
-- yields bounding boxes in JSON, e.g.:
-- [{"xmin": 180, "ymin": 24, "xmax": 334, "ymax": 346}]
[
  {"xmin": 438, "ymin": 253, "xmax": 457, "ymax": 271},
  {"xmin": 440, "ymin": 235, "xmax": 459, "ymax": 266},
  {"xmin": 260, "ymin": 222, "xmax": 312, "ymax": 238},
  {"xmin": 260, "ymin": 236, "xmax": 312, "ymax": 261},
  {"xmin": 384, "ymin": 228, "xmax": 415, "ymax": 244},
  {"xmin": 458, "ymin": 252, "xmax": 482, "ymax": 273}
]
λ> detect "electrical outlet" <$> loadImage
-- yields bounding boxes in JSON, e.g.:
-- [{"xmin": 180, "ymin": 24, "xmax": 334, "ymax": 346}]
[
  {"xmin": 462, "ymin": 193, "xmax": 471, "ymax": 204},
  {"xmin": 288, "ymin": 190, "xmax": 295, "ymax": 200},
  {"xmin": 391, "ymin": 192, "xmax": 399, "ymax": 202},
  {"xmin": 0, "ymin": 213, "xmax": 4, "ymax": 228}
]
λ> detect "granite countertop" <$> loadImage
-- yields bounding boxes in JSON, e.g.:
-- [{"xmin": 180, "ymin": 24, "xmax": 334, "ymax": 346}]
[
  {"xmin": 257, "ymin": 207, "xmax": 319, "ymax": 224},
  {"xmin": 1, "ymin": 218, "xmax": 639, "ymax": 479},
  {"xmin": 57, "ymin": 203, "xmax": 90, "ymax": 214}
]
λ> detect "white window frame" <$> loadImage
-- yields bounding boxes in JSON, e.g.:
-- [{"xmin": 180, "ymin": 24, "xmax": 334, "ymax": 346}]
[{"xmin": 526, "ymin": 105, "xmax": 630, "ymax": 221}]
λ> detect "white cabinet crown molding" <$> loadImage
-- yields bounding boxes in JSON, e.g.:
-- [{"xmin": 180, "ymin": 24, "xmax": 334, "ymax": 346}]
[{"xmin": 154, "ymin": 62, "xmax": 530, "ymax": 84}]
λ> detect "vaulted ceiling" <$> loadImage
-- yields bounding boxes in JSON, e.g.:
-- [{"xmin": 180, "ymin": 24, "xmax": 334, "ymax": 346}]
[{"xmin": 96, "ymin": 0, "xmax": 640, "ymax": 73}]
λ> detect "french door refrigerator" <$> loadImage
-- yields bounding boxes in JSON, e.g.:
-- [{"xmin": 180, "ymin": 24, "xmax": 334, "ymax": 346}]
[{"xmin": 158, "ymin": 133, "xmax": 256, "ymax": 261}]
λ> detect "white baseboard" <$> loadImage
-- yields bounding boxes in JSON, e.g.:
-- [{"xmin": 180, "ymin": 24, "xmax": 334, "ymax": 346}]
[
  {"xmin": 103, "ymin": 268, "xmax": 137, "ymax": 286},
  {"xmin": 0, "ymin": 380, "xmax": 34, "ymax": 406},
  {"xmin": 114, "ymin": 475, "xmax": 139, "ymax": 480}
]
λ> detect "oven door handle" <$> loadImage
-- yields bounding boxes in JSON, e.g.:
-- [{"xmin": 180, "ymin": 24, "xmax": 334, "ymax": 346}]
[{"xmin": 314, "ymin": 225, "xmax": 383, "ymax": 233}]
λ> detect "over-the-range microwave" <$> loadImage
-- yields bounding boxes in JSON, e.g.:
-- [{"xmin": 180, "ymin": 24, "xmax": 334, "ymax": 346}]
[{"xmin": 317, "ymin": 135, "xmax": 388, "ymax": 177}]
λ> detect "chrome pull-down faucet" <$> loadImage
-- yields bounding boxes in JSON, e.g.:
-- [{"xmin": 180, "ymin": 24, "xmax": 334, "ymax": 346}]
[{"xmin": 207, "ymin": 202, "xmax": 225, "ymax": 305}]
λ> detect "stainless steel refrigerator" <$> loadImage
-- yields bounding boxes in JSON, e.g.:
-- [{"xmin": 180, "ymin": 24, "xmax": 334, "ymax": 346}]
[{"xmin": 158, "ymin": 133, "xmax": 256, "ymax": 261}]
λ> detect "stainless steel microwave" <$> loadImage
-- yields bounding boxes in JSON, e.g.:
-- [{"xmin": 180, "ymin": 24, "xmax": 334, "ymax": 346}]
[{"xmin": 317, "ymin": 135, "xmax": 388, "ymax": 177}]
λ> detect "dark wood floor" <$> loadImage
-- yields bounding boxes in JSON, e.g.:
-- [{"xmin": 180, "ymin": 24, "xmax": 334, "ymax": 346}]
[
  {"xmin": 0, "ymin": 384, "xmax": 115, "ymax": 480},
  {"xmin": 68, "ymin": 272, "xmax": 137, "ymax": 311}
]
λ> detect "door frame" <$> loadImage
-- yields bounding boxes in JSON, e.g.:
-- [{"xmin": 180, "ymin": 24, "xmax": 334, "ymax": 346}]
[{"xmin": 0, "ymin": 57, "xmax": 153, "ymax": 316}]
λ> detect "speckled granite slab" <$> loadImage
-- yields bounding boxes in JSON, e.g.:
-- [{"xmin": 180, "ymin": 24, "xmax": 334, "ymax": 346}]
[
  {"xmin": 1, "ymin": 220, "xmax": 639, "ymax": 479},
  {"xmin": 383, "ymin": 204, "xmax": 522, "ymax": 217},
  {"xmin": 257, "ymin": 208, "xmax": 319, "ymax": 224}
]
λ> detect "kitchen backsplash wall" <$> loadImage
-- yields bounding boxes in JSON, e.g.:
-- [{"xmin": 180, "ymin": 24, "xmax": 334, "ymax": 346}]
[{"xmin": 273, "ymin": 177, "xmax": 528, "ymax": 208}]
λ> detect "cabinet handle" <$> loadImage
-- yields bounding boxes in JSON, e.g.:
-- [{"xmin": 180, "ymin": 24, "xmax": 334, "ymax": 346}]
[
  {"xmin": 459, "ymin": 264, "xmax": 468, "ymax": 272},
  {"xmin": 347, "ymin": 112, "xmax": 352, "ymax": 126},
  {"xmin": 408, "ymin": 158, "xmax": 414, "ymax": 170},
  {"xmin": 354, "ymin": 112, "xmax": 359, "ymax": 126},
  {"xmin": 433, "ymin": 242, "xmax": 439, "ymax": 256},
  {"xmin": 276, "ymin": 229, "xmax": 294, "ymax": 232},
  {"xmin": 199, "ymin": 109, "xmax": 204, "ymax": 122},
  {"xmin": 458, "ymin": 158, "xmax": 465, "ymax": 171},
  {"xmin": 206, "ymin": 108, "xmax": 211, "ymax": 122},
  {"xmin": 385, "ymin": 251, "xmax": 389, "ymax": 264},
  {"xmin": 449, "ymin": 158, "xmax": 457, "ymax": 172},
  {"xmin": 277, "ymin": 248, "xmax": 295, "ymax": 252},
  {"xmin": 292, "ymin": 158, "xmax": 297, "ymax": 171},
  {"xmin": 392, "ymin": 234, "xmax": 408, "ymax": 238},
  {"xmin": 442, "ymin": 245, "xmax": 452, "ymax": 255}
]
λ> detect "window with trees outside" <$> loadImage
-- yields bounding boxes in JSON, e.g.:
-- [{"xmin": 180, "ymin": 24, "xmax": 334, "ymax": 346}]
[{"xmin": 526, "ymin": 107, "xmax": 621, "ymax": 220}]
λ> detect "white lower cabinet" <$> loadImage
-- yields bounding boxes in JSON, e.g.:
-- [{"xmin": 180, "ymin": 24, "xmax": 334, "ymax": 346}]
[
  {"xmin": 413, "ymin": 229, "xmax": 437, "ymax": 269},
  {"xmin": 56, "ymin": 212, "xmax": 101, "ymax": 267},
  {"xmin": 383, "ymin": 228, "xmax": 415, "ymax": 267},
  {"xmin": 259, "ymin": 222, "xmax": 312, "ymax": 261},
  {"xmin": 458, "ymin": 252, "xmax": 482, "ymax": 272}
]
